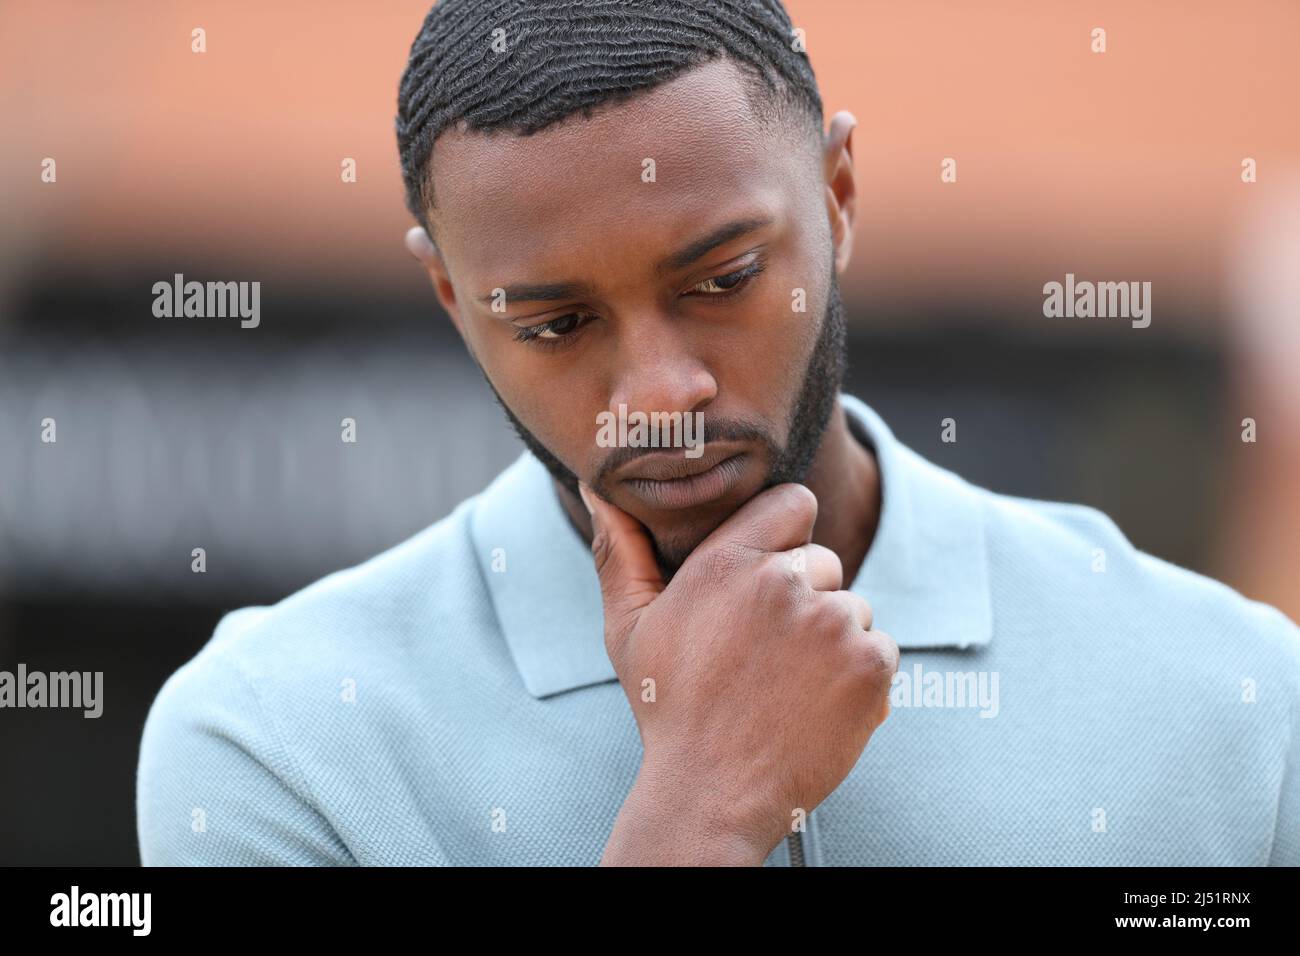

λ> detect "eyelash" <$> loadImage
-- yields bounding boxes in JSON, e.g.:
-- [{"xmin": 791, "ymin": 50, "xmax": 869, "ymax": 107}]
[{"xmin": 511, "ymin": 258, "xmax": 767, "ymax": 350}]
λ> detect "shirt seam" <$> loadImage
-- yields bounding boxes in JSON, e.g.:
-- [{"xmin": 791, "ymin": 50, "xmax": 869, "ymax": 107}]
[{"xmin": 222, "ymin": 650, "xmax": 358, "ymax": 864}]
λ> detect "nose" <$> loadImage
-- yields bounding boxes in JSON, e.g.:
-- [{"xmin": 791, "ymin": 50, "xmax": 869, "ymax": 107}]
[{"xmin": 607, "ymin": 317, "xmax": 717, "ymax": 418}]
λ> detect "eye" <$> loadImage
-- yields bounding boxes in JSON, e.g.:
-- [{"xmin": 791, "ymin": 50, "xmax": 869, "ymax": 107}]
[
  {"xmin": 512, "ymin": 311, "xmax": 594, "ymax": 346},
  {"xmin": 687, "ymin": 259, "xmax": 766, "ymax": 296}
]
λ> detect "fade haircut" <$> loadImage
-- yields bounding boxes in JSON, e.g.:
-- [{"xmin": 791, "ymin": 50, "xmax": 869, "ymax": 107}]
[{"xmin": 396, "ymin": 0, "xmax": 825, "ymax": 237}]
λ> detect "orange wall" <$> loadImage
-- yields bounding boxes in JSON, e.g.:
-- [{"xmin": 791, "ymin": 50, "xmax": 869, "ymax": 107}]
[{"xmin": 2, "ymin": 0, "xmax": 1297, "ymax": 327}]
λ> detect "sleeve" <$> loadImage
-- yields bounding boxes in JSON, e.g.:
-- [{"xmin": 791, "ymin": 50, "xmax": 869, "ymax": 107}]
[
  {"xmin": 136, "ymin": 648, "xmax": 355, "ymax": 866},
  {"xmin": 1271, "ymin": 721, "xmax": 1300, "ymax": 865},
  {"xmin": 1267, "ymin": 610, "xmax": 1300, "ymax": 866}
]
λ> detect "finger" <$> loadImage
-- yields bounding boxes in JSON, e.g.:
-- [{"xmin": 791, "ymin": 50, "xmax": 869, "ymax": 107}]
[
  {"xmin": 869, "ymin": 628, "xmax": 900, "ymax": 673},
  {"xmin": 697, "ymin": 482, "xmax": 818, "ymax": 558},
  {"xmin": 781, "ymin": 543, "xmax": 843, "ymax": 592},
  {"xmin": 825, "ymin": 589, "xmax": 874, "ymax": 632},
  {"xmin": 580, "ymin": 481, "xmax": 665, "ymax": 654}
]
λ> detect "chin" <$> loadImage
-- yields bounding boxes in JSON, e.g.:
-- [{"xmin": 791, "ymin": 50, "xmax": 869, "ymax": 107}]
[{"xmin": 634, "ymin": 474, "xmax": 767, "ymax": 574}]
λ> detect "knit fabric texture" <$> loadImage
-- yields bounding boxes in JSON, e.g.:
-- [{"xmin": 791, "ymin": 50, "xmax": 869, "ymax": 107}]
[{"xmin": 136, "ymin": 393, "xmax": 1300, "ymax": 865}]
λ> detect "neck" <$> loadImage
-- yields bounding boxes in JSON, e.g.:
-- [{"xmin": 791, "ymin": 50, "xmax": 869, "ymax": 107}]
[
  {"xmin": 801, "ymin": 396, "xmax": 880, "ymax": 586},
  {"xmin": 555, "ymin": 394, "xmax": 881, "ymax": 585}
]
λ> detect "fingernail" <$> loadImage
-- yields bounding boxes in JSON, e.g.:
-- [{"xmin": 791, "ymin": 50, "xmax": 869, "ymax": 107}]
[{"xmin": 577, "ymin": 483, "xmax": 596, "ymax": 516}]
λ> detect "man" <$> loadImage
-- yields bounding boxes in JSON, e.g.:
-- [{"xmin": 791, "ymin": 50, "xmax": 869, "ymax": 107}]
[{"xmin": 137, "ymin": 0, "xmax": 1300, "ymax": 866}]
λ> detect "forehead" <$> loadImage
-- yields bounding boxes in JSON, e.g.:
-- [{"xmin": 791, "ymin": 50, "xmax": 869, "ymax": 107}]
[{"xmin": 427, "ymin": 58, "xmax": 816, "ymax": 278}]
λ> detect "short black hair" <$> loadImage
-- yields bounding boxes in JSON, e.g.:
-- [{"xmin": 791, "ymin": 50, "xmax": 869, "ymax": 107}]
[{"xmin": 396, "ymin": 0, "xmax": 825, "ymax": 236}]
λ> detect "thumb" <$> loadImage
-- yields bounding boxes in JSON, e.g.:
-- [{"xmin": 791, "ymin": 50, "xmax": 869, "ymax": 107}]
[{"xmin": 579, "ymin": 481, "xmax": 665, "ymax": 651}]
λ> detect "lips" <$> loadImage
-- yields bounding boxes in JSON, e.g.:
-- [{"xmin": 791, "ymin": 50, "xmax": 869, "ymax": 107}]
[
  {"xmin": 616, "ymin": 442, "xmax": 746, "ymax": 483},
  {"xmin": 617, "ymin": 445, "xmax": 750, "ymax": 511}
]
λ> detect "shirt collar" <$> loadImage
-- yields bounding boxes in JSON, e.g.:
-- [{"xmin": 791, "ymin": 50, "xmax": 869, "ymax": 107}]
[{"xmin": 470, "ymin": 393, "xmax": 993, "ymax": 700}]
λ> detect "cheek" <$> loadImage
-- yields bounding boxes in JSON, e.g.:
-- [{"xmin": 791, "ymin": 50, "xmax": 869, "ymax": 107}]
[
  {"xmin": 477, "ymin": 333, "xmax": 608, "ymax": 470},
  {"xmin": 719, "ymin": 275, "xmax": 823, "ymax": 417}
]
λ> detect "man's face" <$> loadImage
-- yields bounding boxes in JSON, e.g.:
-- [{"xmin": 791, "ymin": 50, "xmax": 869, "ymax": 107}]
[{"xmin": 424, "ymin": 58, "xmax": 847, "ymax": 575}]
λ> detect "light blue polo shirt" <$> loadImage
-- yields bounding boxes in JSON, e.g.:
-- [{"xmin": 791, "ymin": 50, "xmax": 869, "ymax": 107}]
[{"xmin": 136, "ymin": 393, "xmax": 1300, "ymax": 865}]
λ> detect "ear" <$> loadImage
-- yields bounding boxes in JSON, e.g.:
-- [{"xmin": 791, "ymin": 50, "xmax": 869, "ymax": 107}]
[
  {"xmin": 822, "ymin": 111, "xmax": 858, "ymax": 276},
  {"xmin": 405, "ymin": 225, "xmax": 466, "ymax": 338}
]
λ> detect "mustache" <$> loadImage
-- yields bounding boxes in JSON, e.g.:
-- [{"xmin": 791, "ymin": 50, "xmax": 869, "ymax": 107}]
[{"xmin": 592, "ymin": 418, "xmax": 778, "ymax": 488}]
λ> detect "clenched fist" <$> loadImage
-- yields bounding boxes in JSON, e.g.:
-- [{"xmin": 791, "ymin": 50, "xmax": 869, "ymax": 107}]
[{"xmin": 583, "ymin": 480, "xmax": 899, "ymax": 866}]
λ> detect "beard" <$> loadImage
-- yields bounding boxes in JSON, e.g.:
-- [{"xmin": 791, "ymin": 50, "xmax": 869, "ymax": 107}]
[{"xmin": 478, "ymin": 259, "xmax": 848, "ymax": 575}]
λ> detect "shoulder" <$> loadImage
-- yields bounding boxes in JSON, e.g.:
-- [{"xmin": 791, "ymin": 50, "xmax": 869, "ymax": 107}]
[
  {"xmin": 977, "ymin": 484, "xmax": 1300, "ymax": 668},
  {"xmin": 147, "ymin": 490, "xmax": 491, "ymax": 723},
  {"xmin": 198, "ymin": 494, "xmax": 485, "ymax": 676},
  {"xmin": 136, "ymin": 496, "xmax": 487, "ymax": 864}
]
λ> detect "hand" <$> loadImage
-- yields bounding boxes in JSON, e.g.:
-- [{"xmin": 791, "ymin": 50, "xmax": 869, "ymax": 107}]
[{"xmin": 586, "ymin": 481, "xmax": 898, "ymax": 865}]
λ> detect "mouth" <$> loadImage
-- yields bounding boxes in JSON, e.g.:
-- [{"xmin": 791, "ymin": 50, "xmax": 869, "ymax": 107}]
[{"xmin": 618, "ymin": 448, "xmax": 749, "ymax": 511}]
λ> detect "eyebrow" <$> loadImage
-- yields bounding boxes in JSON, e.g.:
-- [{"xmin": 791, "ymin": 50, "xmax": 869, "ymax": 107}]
[
  {"xmin": 477, "ymin": 215, "xmax": 774, "ymax": 306},
  {"xmin": 655, "ymin": 215, "xmax": 774, "ymax": 276}
]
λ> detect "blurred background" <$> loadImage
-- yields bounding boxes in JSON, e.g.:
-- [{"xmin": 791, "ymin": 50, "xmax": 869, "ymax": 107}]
[{"xmin": 1, "ymin": 0, "xmax": 1297, "ymax": 864}]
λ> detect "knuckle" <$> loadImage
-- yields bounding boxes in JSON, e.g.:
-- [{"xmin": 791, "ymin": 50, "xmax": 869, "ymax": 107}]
[
  {"xmin": 758, "ymin": 551, "xmax": 802, "ymax": 589},
  {"xmin": 877, "ymin": 696, "xmax": 892, "ymax": 724},
  {"xmin": 815, "ymin": 544, "xmax": 844, "ymax": 577},
  {"xmin": 879, "ymin": 630, "xmax": 901, "ymax": 672},
  {"xmin": 854, "ymin": 594, "xmax": 874, "ymax": 631},
  {"xmin": 810, "ymin": 595, "xmax": 853, "ymax": 635},
  {"xmin": 591, "ymin": 532, "xmax": 629, "ymax": 602},
  {"xmin": 861, "ymin": 630, "xmax": 900, "ymax": 676},
  {"xmin": 590, "ymin": 528, "xmax": 615, "ymax": 573},
  {"xmin": 773, "ymin": 482, "xmax": 818, "ymax": 523}
]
